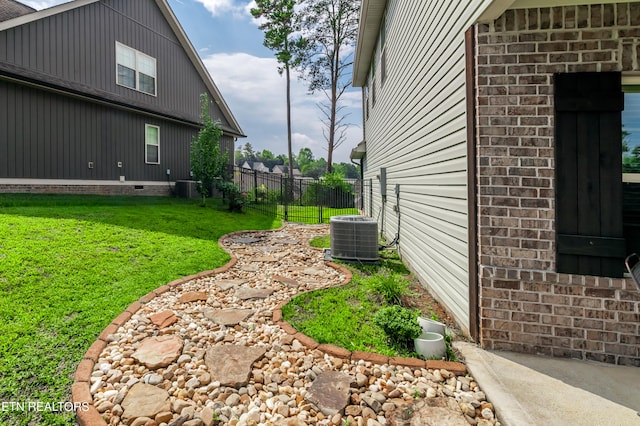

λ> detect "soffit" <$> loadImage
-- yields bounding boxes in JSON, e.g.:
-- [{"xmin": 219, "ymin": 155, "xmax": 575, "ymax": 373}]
[
  {"xmin": 480, "ymin": 0, "xmax": 637, "ymax": 22},
  {"xmin": 352, "ymin": 0, "xmax": 386, "ymax": 87}
]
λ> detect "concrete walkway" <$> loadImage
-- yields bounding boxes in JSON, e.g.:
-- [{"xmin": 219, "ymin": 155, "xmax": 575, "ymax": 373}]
[{"xmin": 456, "ymin": 342, "xmax": 640, "ymax": 426}]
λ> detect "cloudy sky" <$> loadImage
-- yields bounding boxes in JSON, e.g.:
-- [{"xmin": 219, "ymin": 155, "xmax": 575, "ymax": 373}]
[{"xmin": 21, "ymin": 0, "xmax": 363, "ymax": 164}]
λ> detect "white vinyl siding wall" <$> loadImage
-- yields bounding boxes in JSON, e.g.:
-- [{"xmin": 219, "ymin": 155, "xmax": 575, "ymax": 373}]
[{"xmin": 362, "ymin": 0, "xmax": 493, "ymax": 332}]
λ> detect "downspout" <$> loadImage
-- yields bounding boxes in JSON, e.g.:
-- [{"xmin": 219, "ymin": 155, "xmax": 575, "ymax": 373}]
[
  {"xmin": 352, "ymin": 86, "xmax": 366, "ymax": 211},
  {"xmin": 353, "ymin": 86, "xmax": 366, "ymax": 181},
  {"xmin": 465, "ymin": 26, "xmax": 480, "ymax": 342}
]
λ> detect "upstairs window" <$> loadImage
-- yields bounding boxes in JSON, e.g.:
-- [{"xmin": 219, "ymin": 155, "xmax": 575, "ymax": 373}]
[
  {"xmin": 145, "ymin": 125, "xmax": 160, "ymax": 164},
  {"xmin": 116, "ymin": 42, "xmax": 156, "ymax": 96},
  {"xmin": 380, "ymin": 9, "xmax": 387, "ymax": 87}
]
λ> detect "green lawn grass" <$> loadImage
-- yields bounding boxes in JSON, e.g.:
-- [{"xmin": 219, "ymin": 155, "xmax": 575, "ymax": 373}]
[
  {"xmin": 282, "ymin": 241, "xmax": 417, "ymax": 357},
  {"xmin": 0, "ymin": 194, "xmax": 280, "ymax": 426}
]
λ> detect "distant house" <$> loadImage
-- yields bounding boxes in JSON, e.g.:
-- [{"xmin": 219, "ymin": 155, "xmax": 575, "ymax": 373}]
[
  {"xmin": 0, "ymin": 0, "xmax": 243, "ymax": 195},
  {"xmin": 353, "ymin": 0, "xmax": 639, "ymax": 366},
  {"xmin": 272, "ymin": 164, "xmax": 285, "ymax": 174},
  {"xmin": 252, "ymin": 162, "xmax": 270, "ymax": 173},
  {"xmin": 241, "ymin": 161, "xmax": 252, "ymax": 170}
]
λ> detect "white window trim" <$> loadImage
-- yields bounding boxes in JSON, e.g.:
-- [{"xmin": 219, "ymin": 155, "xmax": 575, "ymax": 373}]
[
  {"xmin": 145, "ymin": 124, "xmax": 160, "ymax": 165},
  {"xmin": 116, "ymin": 42, "xmax": 157, "ymax": 97}
]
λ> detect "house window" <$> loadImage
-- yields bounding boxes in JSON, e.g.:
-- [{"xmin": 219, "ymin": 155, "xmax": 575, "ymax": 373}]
[
  {"xmin": 370, "ymin": 59, "xmax": 376, "ymax": 107},
  {"xmin": 145, "ymin": 125, "xmax": 160, "ymax": 164},
  {"xmin": 622, "ymin": 78, "xmax": 640, "ymax": 257},
  {"xmin": 380, "ymin": 10, "xmax": 387, "ymax": 87},
  {"xmin": 364, "ymin": 85, "xmax": 369, "ymax": 119},
  {"xmin": 116, "ymin": 42, "xmax": 156, "ymax": 96}
]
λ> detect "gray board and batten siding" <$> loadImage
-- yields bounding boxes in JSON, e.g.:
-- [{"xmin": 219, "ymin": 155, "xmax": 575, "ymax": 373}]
[
  {"xmin": 1, "ymin": 80, "xmax": 234, "ymax": 181},
  {"xmin": 0, "ymin": 0, "xmax": 240, "ymax": 187}
]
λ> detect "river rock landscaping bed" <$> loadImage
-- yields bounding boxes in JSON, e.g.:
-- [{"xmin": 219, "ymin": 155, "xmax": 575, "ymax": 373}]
[{"xmin": 74, "ymin": 224, "xmax": 499, "ymax": 426}]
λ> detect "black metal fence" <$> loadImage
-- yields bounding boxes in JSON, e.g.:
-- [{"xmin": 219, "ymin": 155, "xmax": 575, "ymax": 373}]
[{"xmin": 231, "ymin": 166, "xmax": 367, "ymax": 223}]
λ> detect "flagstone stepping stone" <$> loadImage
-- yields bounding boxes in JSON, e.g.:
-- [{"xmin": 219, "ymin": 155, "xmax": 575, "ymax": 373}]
[
  {"xmin": 229, "ymin": 237, "xmax": 262, "ymax": 244},
  {"xmin": 215, "ymin": 279, "xmax": 246, "ymax": 291},
  {"xmin": 240, "ymin": 264, "xmax": 259, "ymax": 272},
  {"xmin": 302, "ymin": 267, "xmax": 327, "ymax": 276},
  {"xmin": 236, "ymin": 287, "xmax": 274, "ymax": 300},
  {"xmin": 256, "ymin": 246, "xmax": 281, "ymax": 252},
  {"xmin": 277, "ymin": 240, "xmax": 299, "ymax": 245},
  {"xmin": 270, "ymin": 232, "xmax": 293, "ymax": 238},
  {"xmin": 148, "ymin": 310, "xmax": 178, "ymax": 328},
  {"xmin": 305, "ymin": 371, "xmax": 351, "ymax": 416},
  {"xmin": 387, "ymin": 397, "xmax": 470, "ymax": 426},
  {"xmin": 236, "ymin": 250, "xmax": 254, "ymax": 256},
  {"xmin": 121, "ymin": 383, "xmax": 170, "ymax": 421},
  {"xmin": 205, "ymin": 345, "xmax": 267, "ymax": 387},
  {"xmin": 272, "ymin": 275, "xmax": 300, "ymax": 288},
  {"xmin": 178, "ymin": 291, "xmax": 208, "ymax": 303},
  {"xmin": 254, "ymin": 256, "xmax": 278, "ymax": 262},
  {"xmin": 132, "ymin": 335, "xmax": 183, "ymax": 369},
  {"xmin": 204, "ymin": 308, "xmax": 254, "ymax": 326}
]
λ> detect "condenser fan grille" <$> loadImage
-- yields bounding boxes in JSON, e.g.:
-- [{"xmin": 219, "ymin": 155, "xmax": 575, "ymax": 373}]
[{"xmin": 330, "ymin": 215, "xmax": 378, "ymax": 261}]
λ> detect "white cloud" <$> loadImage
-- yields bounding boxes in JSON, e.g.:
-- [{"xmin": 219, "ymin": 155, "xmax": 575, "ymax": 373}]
[
  {"xmin": 193, "ymin": 0, "xmax": 233, "ymax": 16},
  {"xmin": 194, "ymin": 0, "xmax": 254, "ymax": 19},
  {"xmin": 19, "ymin": 0, "xmax": 70, "ymax": 9},
  {"xmin": 244, "ymin": 1, "xmax": 266, "ymax": 27},
  {"xmin": 203, "ymin": 52, "xmax": 361, "ymax": 163}
]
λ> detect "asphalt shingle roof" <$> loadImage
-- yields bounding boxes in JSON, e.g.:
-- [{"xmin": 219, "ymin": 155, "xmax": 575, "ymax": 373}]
[{"xmin": 0, "ymin": 0, "xmax": 35, "ymax": 23}]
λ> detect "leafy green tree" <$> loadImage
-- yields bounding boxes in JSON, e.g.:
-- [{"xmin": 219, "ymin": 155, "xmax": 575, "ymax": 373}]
[
  {"xmin": 333, "ymin": 162, "xmax": 359, "ymax": 178},
  {"xmin": 297, "ymin": 0, "xmax": 360, "ymax": 172},
  {"xmin": 190, "ymin": 94, "xmax": 228, "ymax": 207},
  {"xmin": 251, "ymin": 0, "xmax": 307, "ymax": 181},
  {"xmin": 303, "ymin": 157, "xmax": 327, "ymax": 178},
  {"xmin": 243, "ymin": 142, "xmax": 257, "ymax": 163},
  {"xmin": 260, "ymin": 149, "xmax": 275, "ymax": 160},
  {"xmin": 297, "ymin": 147, "xmax": 315, "ymax": 169}
]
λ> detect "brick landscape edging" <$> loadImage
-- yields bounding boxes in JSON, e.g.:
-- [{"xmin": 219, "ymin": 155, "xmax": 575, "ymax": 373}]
[
  {"xmin": 72, "ymin": 227, "xmax": 466, "ymax": 425},
  {"xmin": 275, "ymin": 259, "xmax": 467, "ymax": 375}
]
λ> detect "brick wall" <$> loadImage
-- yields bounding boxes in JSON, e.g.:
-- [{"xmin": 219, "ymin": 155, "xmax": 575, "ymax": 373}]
[
  {"xmin": 476, "ymin": 3, "xmax": 640, "ymax": 366},
  {"xmin": 0, "ymin": 183, "xmax": 173, "ymax": 196}
]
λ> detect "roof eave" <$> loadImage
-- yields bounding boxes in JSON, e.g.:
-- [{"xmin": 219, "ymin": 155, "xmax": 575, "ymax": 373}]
[
  {"xmin": 0, "ymin": 0, "xmax": 97, "ymax": 31},
  {"xmin": 155, "ymin": 0, "xmax": 245, "ymax": 137},
  {"xmin": 477, "ymin": 0, "xmax": 516, "ymax": 23},
  {"xmin": 352, "ymin": 0, "xmax": 387, "ymax": 87},
  {"xmin": 350, "ymin": 140, "xmax": 366, "ymax": 160}
]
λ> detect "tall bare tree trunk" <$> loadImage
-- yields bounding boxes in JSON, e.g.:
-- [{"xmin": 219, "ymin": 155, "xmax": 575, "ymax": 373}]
[
  {"xmin": 327, "ymin": 76, "xmax": 337, "ymax": 173},
  {"xmin": 285, "ymin": 63, "xmax": 294, "ymax": 211},
  {"xmin": 286, "ymin": 64, "xmax": 294, "ymax": 179}
]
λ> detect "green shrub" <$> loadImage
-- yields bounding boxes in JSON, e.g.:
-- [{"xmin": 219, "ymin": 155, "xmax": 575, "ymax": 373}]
[
  {"xmin": 323, "ymin": 171, "xmax": 353, "ymax": 192},
  {"xmin": 301, "ymin": 172, "xmax": 355, "ymax": 208},
  {"xmin": 373, "ymin": 305, "xmax": 422, "ymax": 350},
  {"xmin": 368, "ymin": 269, "xmax": 412, "ymax": 305},
  {"xmin": 218, "ymin": 182, "xmax": 246, "ymax": 212}
]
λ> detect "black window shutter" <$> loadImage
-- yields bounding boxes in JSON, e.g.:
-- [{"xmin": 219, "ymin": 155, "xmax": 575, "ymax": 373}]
[{"xmin": 554, "ymin": 72, "xmax": 625, "ymax": 278}]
